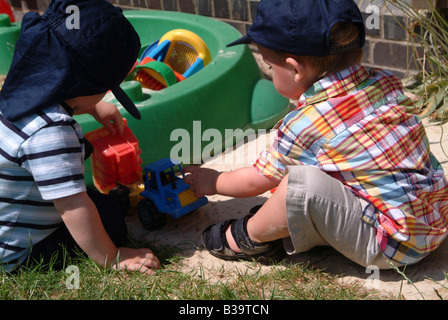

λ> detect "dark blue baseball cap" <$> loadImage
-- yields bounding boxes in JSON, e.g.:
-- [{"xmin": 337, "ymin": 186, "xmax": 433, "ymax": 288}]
[
  {"xmin": 227, "ymin": 0, "xmax": 365, "ymax": 57},
  {"xmin": 0, "ymin": 0, "xmax": 142, "ymax": 121}
]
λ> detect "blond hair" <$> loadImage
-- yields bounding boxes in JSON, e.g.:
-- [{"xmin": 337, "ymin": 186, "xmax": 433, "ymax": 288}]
[{"xmin": 280, "ymin": 23, "xmax": 363, "ymax": 79}]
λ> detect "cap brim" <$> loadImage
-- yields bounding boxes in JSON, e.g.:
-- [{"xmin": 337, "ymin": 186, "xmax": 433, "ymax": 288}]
[
  {"xmin": 112, "ymin": 86, "xmax": 141, "ymax": 120},
  {"xmin": 226, "ymin": 35, "xmax": 252, "ymax": 48}
]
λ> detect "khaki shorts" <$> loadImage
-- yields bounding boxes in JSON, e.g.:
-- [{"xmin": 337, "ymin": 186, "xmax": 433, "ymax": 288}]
[{"xmin": 284, "ymin": 165, "xmax": 403, "ymax": 269}]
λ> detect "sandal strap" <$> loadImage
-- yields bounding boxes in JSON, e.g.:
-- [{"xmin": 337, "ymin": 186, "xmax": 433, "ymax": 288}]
[
  {"xmin": 230, "ymin": 213, "xmax": 273, "ymax": 255},
  {"xmin": 202, "ymin": 219, "xmax": 245, "ymax": 259},
  {"xmin": 202, "ymin": 209, "xmax": 286, "ymax": 263},
  {"xmin": 206, "ymin": 219, "xmax": 234, "ymax": 251}
]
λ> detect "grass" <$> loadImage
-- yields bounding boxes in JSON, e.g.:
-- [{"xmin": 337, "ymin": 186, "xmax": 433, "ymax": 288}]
[{"xmin": 0, "ymin": 241, "xmax": 378, "ymax": 300}]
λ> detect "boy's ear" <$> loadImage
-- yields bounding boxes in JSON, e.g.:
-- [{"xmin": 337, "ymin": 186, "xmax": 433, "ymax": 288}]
[{"xmin": 285, "ymin": 57, "xmax": 305, "ymax": 83}]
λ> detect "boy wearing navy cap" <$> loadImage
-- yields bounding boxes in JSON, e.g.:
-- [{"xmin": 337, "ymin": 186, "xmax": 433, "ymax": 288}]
[
  {"xmin": 0, "ymin": 0, "xmax": 160, "ymax": 273},
  {"xmin": 184, "ymin": 0, "xmax": 448, "ymax": 268}
]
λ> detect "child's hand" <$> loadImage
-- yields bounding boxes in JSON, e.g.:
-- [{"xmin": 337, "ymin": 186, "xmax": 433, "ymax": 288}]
[
  {"xmin": 91, "ymin": 101, "xmax": 124, "ymax": 135},
  {"xmin": 55, "ymin": 192, "xmax": 160, "ymax": 275},
  {"xmin": 183, "ymin": 166, "xmax": 220, "ymax": 197},
  {"xmin": 113, "ymin": 247, "xmax": 160, "ymax": 275}
]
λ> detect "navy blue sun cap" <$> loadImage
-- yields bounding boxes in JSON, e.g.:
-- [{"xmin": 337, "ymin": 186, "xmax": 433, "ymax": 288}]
[
  {"xmin": 0, "ymin": 0, "xmax": 141, "ymax": 121},
  {"xmin": 227, "ymin": 0, "xmax": 365, "ymax": 57}
]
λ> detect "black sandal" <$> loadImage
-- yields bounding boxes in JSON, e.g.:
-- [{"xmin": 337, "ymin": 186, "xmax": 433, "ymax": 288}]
[{"xmin": 201, "ymin": 208, "xmax": 285, "ymax": 264}]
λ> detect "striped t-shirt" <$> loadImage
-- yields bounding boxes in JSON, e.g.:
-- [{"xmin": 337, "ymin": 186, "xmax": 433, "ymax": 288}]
[
  {"xmin": 255, "ymin": 66, "xmax": 448, "ymax": 265},
  {"xmin": 0, "ymin": 104, "xmax": 86, "ymax": 271}
]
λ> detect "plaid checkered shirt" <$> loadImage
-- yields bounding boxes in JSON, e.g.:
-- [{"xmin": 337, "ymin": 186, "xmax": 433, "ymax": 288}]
[{"xmin": 254, "ymin": 65, "xmax": 448, "ymax": 265}]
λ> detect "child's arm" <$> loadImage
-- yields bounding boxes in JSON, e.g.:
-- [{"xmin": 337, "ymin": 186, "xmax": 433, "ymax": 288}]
[
  {"xmin": 72, "ymin": 100, "xmax": 125, "ymax": 136},
  {"xmin": 183, "ymin": 166, "xmax": 280, "ymax": 198},
  {"xmin": 53, "ymin": 192, "xmax": 160, "ymax": 274}
]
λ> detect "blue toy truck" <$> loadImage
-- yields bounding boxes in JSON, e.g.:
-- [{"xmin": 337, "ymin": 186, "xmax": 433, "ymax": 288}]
[{"xmin": 137, "ymin": 158, "xmax": 208, "ymax": 230}]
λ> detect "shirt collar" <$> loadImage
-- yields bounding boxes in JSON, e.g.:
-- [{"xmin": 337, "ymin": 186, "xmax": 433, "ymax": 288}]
[
  {"xmin": 298, "ymin": 65, "xmax": 369, "ymax": 107},
  {"xmin": 59, "ymin": 102, "xmax": 74, "ymax": 116}
]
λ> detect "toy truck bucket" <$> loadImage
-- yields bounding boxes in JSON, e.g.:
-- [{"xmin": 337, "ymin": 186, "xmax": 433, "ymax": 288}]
[{"xmin": 85, "ymin": 118, "xmax": 142, "ymax": 193}]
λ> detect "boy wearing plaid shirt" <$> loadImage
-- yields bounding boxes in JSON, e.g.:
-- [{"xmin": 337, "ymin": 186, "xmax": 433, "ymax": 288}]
[{"xmin": 184, "ymin": 0, "xmax": 448, "ymax": 268}]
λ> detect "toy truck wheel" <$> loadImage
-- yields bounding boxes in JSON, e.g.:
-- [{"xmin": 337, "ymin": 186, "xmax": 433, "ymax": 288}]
[
  {"xmin": 108, "ymin": 185, "xmax": 131, "ymax": 216},
  {"xmin": 137, "ymin": 198, "xmax": 167, "ymax": 230}
]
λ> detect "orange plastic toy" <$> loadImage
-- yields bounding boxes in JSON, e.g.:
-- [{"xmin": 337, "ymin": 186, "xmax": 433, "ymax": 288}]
[
  {"xmin": 85, "ymin": 118, "xmax": 142, "ymax": 194},
  {"xmin": 130, "ymin": 56, "xmax": 185, "ymax": 91},
  {"xmin": 140, "ymin": 56, "xmax": 185, "ymax": 82}
]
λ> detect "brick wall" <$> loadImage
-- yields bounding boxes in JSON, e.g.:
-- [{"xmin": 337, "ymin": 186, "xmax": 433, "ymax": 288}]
[{"xmin": 8, "ymin": 0, "xmax": 448, "ymax": 78}]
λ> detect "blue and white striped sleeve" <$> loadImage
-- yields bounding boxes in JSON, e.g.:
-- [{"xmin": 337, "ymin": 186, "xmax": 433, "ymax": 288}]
[{"xmin": 18, "ymin": 122, "xmax": 86, "ymax": 200}]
